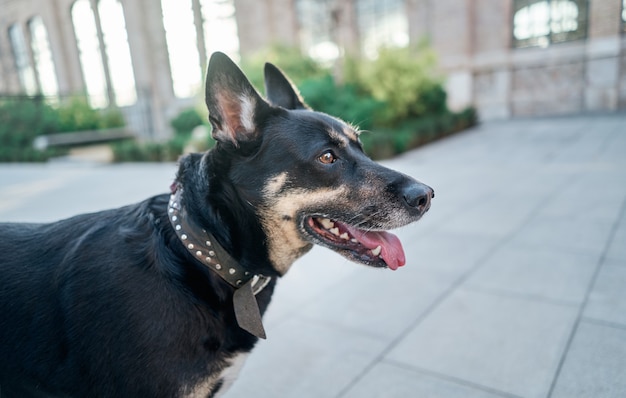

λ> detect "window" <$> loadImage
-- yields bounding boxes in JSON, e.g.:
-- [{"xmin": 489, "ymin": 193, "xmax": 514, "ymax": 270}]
[
  {"xmin": 295, "ymin": 0, "xmax": 339, "ymax": 63},
  {"xmin": 161, "ymin": 0, "xmax": 202, "ymax": 98},
  {"xmin": 356, "ymin": 0, "xmax": 408, "ymax": 59},
  {"xmin": 72, "ymin": 0, "xmax": 109, "ymax": 108},
  {"xmin": 200, "ymin": 0, "xmax": 240, "ymax": 63},
  {"xmin": 98, "ymin": 0, "xmax": 137, "ymax": 106},
  {"xmin": 29, "ymin": 16, "xmax": 59, "ymax": 100},
  {"xmin": 513, "ymin": 0, "xmax": 588, "ymax": 48},
  {"xmin": 8, "ymin": 24, "xmax": 37, "ymax": 95}
]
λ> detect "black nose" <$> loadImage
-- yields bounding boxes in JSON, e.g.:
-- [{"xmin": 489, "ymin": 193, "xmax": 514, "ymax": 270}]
[{"xmin": 402, "ymin": 183, "xmax": 434, "ymax": 214}]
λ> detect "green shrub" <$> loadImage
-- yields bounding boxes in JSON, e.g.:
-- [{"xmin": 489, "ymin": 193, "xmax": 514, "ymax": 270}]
[
  {"xmin": 170, "ymin": 108, "xmax": 204, "ymax": 135},
  {"xmin": 360, "ymin": 107, "xmax": 478, "ymax": 159},
  {"xmin": 0, "ymin": 98, "xmax": 64, "ymax": 162},
  {"xmin": 98, "ymin": 108, "xmax": 126, "ymax": 130},
  {"xmin": 351, "ymin": 45, "xmax": 447, "ymax": 126},
  {"xmin": 298, "ymin": 75, "xmax": 384, "ymax": 131},
  {"xmin": 110, "ymin": 134, "xmax": 191, "ymax": 162},
  {"xmin": 0, "ymin": 96, "xmax": 128, "ymax": 162},
  {"xmin": 241, "ymin": 45, "xmax": 326, "ymax": 94},
  {"xmin": 56, "ymin": 98, "xmax": 125, "ymax": 132}
]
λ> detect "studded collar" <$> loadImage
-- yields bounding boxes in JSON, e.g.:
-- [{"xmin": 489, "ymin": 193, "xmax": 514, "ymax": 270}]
[
  {"xmin": 168, "ymin": 188, "xmax": 271, "ymax": 293},
  {"xmin": 167, "ymin": 186, "xmax": 271, "ymax": 338}
]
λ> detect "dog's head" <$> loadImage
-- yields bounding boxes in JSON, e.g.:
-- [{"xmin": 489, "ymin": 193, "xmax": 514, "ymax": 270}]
[{"xmin": 185, "ymin": 52, "xmax": 433, "ymax": 275}]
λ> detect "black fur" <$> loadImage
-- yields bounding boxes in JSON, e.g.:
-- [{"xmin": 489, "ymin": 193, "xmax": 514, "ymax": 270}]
[
  {"xmin": 0, "ymin": 195, "xmax": 274, "ymax": 397},
  {"xmin": 0, "ymin": 52, "xmax": 433, "ymax": 397}
]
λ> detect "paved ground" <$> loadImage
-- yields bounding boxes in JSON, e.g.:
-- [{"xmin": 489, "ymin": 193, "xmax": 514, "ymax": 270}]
[{"xmin": 1, "ymin": 113, "xmax": 625, "ymax": 398}]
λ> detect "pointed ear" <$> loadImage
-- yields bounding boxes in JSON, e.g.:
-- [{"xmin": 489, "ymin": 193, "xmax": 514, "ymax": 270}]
[
  {"xmin": 205, "ymin": 52, "xmax": 270, "ymax": 146},
  {"xmin": 264, "ymin": 63, "xmax": 309, "ymax": 110}
]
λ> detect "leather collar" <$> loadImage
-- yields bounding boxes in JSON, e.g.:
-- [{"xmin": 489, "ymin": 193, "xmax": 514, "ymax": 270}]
[{"xmin": 168, "ymin": 187, "xmax": 271, "ymax": 338}]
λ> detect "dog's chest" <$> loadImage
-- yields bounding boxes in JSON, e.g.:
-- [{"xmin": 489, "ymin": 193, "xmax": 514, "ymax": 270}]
[{"xmin": 184, "ymin": 352, "xmax": 250, "ymax": 398}]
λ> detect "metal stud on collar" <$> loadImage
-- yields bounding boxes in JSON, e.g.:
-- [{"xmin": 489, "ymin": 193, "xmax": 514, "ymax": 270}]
[{"xmin": 167, "ymin": 189, "xmax": 271, "ymax": 295}]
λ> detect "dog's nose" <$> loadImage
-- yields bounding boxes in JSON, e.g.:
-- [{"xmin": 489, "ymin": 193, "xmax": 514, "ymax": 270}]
[{"xmin": 402, "ymin": 183, "xmax": 434, "ymax": 214}]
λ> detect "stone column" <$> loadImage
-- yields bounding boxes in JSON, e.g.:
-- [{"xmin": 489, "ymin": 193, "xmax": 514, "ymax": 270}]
[
  {"xmin": 472, "ymin": 0, "xmax": 513, "ymax": 119},
  {"xmin": 406, "ymin": 0, "xmax": 433, "ymax": 44},
  {"xmin": 41, "ymin": 0, "xmax": 84, "ymax": 95},
  {"xmin": 429, "ymin": 0, "xmax": 474, "ymax": 113},
  {"xmin": 122, "ymin": 0, "xmax": 175, "ymax": 139},
  {"xmin": 585, "ymin": 0, "xmax": 622, "ymax": 111},
  {"xmin": 192, "ymin": 0, "xmax": 208, "ymax": 70},
  {"xmin": 234, "ymin": 0, "xmax": 298, "ymax": 56}
]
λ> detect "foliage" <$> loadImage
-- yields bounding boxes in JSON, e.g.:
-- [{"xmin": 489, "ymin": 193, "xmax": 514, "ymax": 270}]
[
  {"xmin": 298, "ymin": 75, "xmax": 384, "ymax": 131},
  {"xmin": 360, "ymin": 107, "xmax": 478, "ymax": 159},
  {"xmin": 111, "ymin": 135, "xmax": 188, "ymax": 162},
  {"xmin": 170, "ymin": 108, "xmax": 204, "ymax": 135},
  {"xmin": 56, "ymin": 98, "xmax": 125, "ymax": 132},
  {"xmin": 113, "ymin": 107, "xmax": 215, "ymax": 162},
  {"xmin": 240, "ymin": 44, "xmax": 327, "ymax": 95},
  {"xmin": 347, "ymin": 45, "xmax": 447, "ymax": 126},
  {"xmin": 0, "ymin": 96, "xmax": 127, "ymax": 162},
  {"xmin": 0, "ymin": 98, "xmax": 64, "ymax": 162}
]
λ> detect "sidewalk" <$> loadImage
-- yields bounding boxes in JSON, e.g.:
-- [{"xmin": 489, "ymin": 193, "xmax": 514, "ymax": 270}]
[{"xmin": 1, "ymin": 113, "xmax": 625, "ymax": 397}]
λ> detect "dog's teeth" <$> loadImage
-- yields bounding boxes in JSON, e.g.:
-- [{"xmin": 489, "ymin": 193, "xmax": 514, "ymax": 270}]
[
  {"xmin": 351, "ymin": 238, "xmax": 358, "ymax": 243},
  {"xmin": 340, "ymin": 233, "xmax": 349, "ymax": 240},
  {"xmin": 329, "ymin": 227, "xmax": 340, "ymax": 236},
  {"xmin": 320, "ymin": 218, "xmax": 335, "ymax": 229},
  {"xmin": 371, "ymin": 246, "xmax": 382, "ymax": 256}
]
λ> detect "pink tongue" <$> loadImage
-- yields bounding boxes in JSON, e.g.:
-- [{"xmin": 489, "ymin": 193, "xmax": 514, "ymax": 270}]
[{"xmin": 343, "ymin": 224, "xmax": 406, "ymax": 270}]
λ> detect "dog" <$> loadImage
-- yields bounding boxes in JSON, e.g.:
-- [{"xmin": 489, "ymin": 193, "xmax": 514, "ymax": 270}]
[{"xmin": 0, "ymin": 52, "xmax": 433, "ymax": 397}]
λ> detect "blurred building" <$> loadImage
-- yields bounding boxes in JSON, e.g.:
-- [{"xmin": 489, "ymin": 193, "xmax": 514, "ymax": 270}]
[{"xmin": 1, "ymin": 0, "xmax": 625, "ymax": 139}]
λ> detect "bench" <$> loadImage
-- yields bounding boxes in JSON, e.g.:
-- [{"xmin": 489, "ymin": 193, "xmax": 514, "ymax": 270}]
[{"xmin": 33, "ymin": 128, "xmax": 136, "ymax": 150}]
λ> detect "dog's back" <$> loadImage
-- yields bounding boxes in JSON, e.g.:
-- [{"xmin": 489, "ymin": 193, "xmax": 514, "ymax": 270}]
[
  {"xmin": 0, "ymin": 196, "xmax": 258, "ymax": 397},
  {"xmin": 0, "ymin": 201, "xmax": 164, "ymax": 395}
]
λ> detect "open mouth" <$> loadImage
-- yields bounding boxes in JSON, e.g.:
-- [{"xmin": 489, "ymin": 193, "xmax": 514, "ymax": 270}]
[{"xmin": 303, "ymin": 216, "xmax": 406, "ymax": 270}]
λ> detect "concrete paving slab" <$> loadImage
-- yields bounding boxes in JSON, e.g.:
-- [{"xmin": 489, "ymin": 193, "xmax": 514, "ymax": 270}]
[
  {"xmin": 465, "ymin": 244, "xmax": 600, "ymax": 305},
  {"xmin": 341, "ymin": 361, "xmax": 515, "ymax": 398},
  {"xmin": 584, "ymin": 259, "xmax": 626, "ymax": 327},
  {"xmin": 260, "ymin": 245, "xmax": 360, "ymax": 328},
  {"xmin": 606, "ymin": 212, "xmax": 626, "ymax": 261},
  {"xmin": 0, "ymin": 163, "xmax": 175, "ymax": 222},
  {"xmin": 297, "ymin": 257, "xmax": 453, "ymax": 341},
  {"xmin": 438, "ymin": 191, "xmax": 547, "ymax": 239},
  {"xmin": 550, "ymin": 321, "xmax": 626, "ymax": 398},
  {"xmin": 224, "ymin": 316, "xmax": 387, "ymax": 398},
  {"xmin": 508, "ymin": 217, "xmax": 615, "ymax": 257},
  {"xmin": 386, "ymin": 288, "xmax": 578, "ymax": 398},
  {"xmin": 534, "ymin": 172, "xmax": 626, "ymax": 224},
  {"xmin": 401, "ymin": 229, "xmax": 498, "ymax": 282}
]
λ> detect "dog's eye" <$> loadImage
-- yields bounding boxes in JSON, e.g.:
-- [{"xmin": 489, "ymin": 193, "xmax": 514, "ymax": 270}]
[{"xmin": 318, "ymin": 151, "xmax": 336, "ymax": 164}]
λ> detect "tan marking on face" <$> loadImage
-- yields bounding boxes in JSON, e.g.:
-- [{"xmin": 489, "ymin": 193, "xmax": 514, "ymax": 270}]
[
  {"xmin": 342, "ymin": 125, "xmax": 359, "ymax": 142},
  {"xmin": 259, "ymin": 185, "xmax": 349, "ymax": 274},
  {"xmin": 263, "ymin": 172, "xmax": 288, "ymax": 197},
  {"xmin": 327, "ymin": 128, "xmax": 349, "ymax": 148}
]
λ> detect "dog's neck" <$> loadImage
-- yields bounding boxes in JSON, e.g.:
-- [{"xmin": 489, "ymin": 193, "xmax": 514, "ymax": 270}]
[
  {"xmin": 168, "ymin": 187, "xmax": 272, "ymax": 293},
  {"xmin": 167, "ymin": 186, "xmax": 271, "ymax": 338}
]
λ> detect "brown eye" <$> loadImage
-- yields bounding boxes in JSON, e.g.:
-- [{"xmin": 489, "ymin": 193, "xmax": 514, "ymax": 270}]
[{"xmin": 318, "ymin": 151, "xmax": 336, "ymax": 164}]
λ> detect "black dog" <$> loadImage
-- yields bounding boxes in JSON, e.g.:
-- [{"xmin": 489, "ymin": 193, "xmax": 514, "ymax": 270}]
[{"xmin": 0, "ymin": 52, "xmax": 433, "ymax": 397}]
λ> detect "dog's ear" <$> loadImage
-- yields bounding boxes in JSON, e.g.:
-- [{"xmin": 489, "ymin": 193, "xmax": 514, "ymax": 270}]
[
  {"xmin": 205, "ymin": 52, "xmax": 270, "ymax": 146},
  {"xmin": 264, "ymin": 63, "xmax": 309, "ymax": 110}
]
